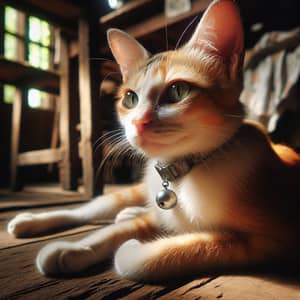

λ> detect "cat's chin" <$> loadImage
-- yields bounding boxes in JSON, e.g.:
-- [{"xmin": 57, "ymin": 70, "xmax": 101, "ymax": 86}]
[{"xmin": 132, "ymin": 135, "xmax": 188, "ymax": 159}]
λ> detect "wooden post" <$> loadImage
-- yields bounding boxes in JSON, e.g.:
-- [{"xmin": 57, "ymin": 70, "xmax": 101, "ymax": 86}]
[
  {"xmin": 59, "ymin": 33, "xmax": 77, "ymax": 191},
  {"xmin": 79, "ymin": 19, "xmax": 103, "ymax": 197},
  {"xmin": 78, "ymin": 19, "xmax": 95, "ymax": 198},
  {"xmin": 10, "ymin": 88, "xmax": 23, "ymax": 191}
]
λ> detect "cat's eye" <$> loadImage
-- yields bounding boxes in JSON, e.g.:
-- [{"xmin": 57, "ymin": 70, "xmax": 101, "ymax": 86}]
[
  {"xmin": 122, "ymin": 91, "xmax": 138, "ymax": 109},
  {"xmin": 166, "ymin": 81, "xmax": 190, "ymax": 103}
]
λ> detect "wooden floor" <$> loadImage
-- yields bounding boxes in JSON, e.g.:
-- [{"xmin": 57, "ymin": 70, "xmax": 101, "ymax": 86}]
[{"xmin": 1, "ymin": 186, "xmax": 300, "ymax": 299}]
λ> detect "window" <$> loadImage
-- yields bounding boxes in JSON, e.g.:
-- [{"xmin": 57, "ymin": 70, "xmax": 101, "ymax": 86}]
[
  {"xmin": 3, "ymin": 84, "xmax": 17, "ymax": 104},
  {"xmin": 4, "ymin": 6, "xmax": 25, "ymax": 61},
  {"xmin": 3, "ymin": 6, "xmax": 55, "ymax": 70},
  {"xmin": 28, "ymin": 17, "xmax": 52, "ymax": 69},
  {"xmin": 28, "ymin": 89, "xmax": 55, "ymax": 110}
]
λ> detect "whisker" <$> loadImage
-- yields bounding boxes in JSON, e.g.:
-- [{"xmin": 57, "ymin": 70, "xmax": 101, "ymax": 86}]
[
  {"xmin": 164, "ymin": 18, "xmax": 169, "ymax": 52},
  {"xmin": 175, "ymin": 15, "xmax": 199, "ymax": 50},
  {"xmin": 93, "ymin": 128, "xmax": 123, "ymax": 148},
  {"xmin": 96, "ymin": 137, "xmax": 128, "ymax": 180},
  {"xmin": 93, "ymin": 129, "xmax": 124, "ymax": 153}
]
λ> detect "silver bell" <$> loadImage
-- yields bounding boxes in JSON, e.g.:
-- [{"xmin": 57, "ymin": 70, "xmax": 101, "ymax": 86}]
[{"xmin": 156, "ymin": 188, "xmax": 177, "ymax": 209}]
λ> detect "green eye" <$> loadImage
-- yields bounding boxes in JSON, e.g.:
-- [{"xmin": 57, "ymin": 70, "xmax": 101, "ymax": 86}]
[
  {"xmin": 167, "ymin": 81, "xmax": 190, "ymax": 103},
  {"xmin": 122, "ymin": 91, "xmax": 138, "ymax": 109}
]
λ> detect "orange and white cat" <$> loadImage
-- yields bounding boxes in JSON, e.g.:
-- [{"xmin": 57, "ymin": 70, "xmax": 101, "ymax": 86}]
[{"xmin": 8, "ymin": 0, "xmax": 300, "ymax": 281}]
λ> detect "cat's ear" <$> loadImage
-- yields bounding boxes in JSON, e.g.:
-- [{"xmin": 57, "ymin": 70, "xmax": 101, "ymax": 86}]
[
  {"xmin": 107, "ymin": 29, "xmax": 149, "ymax": 81},
  {"xmin": 185, "ymin": 0, "xmax": 244, "ymax": 80}
]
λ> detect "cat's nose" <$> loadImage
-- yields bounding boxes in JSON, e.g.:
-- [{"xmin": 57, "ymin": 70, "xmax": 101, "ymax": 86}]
[{"xmin": 132, "ymin": 113, "xmax": 152, "ymax": 135}]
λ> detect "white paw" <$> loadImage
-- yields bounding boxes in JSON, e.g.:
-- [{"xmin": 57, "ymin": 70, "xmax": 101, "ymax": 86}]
[
  {"xmin": 114, "ymin": 239, "xmax": 143, "ymax": 279},
  {"xmin": 36, "ymin": 241, "xmax": 96, "ymax": 276},
  {"xmin": 7, "ymin": 212, "xmax": 38, "ymax": 237},
  {"xmin": 114, "ymin": 207, "xmax": 148, "ymax": 224}
]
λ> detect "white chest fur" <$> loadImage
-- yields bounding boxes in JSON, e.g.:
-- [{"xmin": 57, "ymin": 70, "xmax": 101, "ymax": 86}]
[{"xmin": 145, "ymin": 159, "xmax": 234, "ymax": 234}]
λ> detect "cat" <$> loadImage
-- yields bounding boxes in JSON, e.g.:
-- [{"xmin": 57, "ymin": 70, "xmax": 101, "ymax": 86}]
[{"xmin": 7, "ymin": 0, "xmax": 300, "ymax": 282}]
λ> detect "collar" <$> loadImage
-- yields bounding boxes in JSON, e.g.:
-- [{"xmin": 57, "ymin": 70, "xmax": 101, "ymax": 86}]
[{"xmin": 154, "ymin": 127, "xmax": 241, "ymax": 182}]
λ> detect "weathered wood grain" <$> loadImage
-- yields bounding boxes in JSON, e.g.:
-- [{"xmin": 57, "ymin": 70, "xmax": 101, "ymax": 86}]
[
  {"xmin": 160, "ymin": 275, "xmax": 300, "ymax": 300},
  {"xmin": 17, "ymin": 149, "xmax": 63, "ymax": 166},
  {"xmin": 1, "ymin": 188, "xmax": 300, "ymax": 299},
  {"xmin": 10, "ymin": 88, "xmax": 23, "ymax": 192}
]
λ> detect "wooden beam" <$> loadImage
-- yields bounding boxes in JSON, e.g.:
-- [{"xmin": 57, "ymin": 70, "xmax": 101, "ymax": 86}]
[
  {"xmin": 78, "ymin": 19, "xmax": 94, "ymax": 198},
  {"xmin": 0, "ymin": 0, "xmax": 78, "ymax": 36},
  {"xmin": 79, "ymin": 7, "xmax": 104, "ymax": 197},
  {"xmin": 126, "ymin": 0, "xmax": 211, "ymax": 38},
  {"xmin": 58, "ymin": 33, "xmax": 76, "ymax": 191},
  {"xmin": 100, "ymin": 0, "xmax": 153, "ymax": 24},
  {"xmin": 0, "ymin": 57, "xmax": 60, "ymax": 94},
  {"xmin": 17, "ymin": 148, "xmax": 63, "ymax": 166},
  {"xmin": 10, "ymin": 88, "xmax": 23, "ymax": 191}
]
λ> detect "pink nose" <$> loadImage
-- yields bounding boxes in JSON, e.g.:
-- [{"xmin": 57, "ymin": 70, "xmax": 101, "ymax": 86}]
[{"xmin": 132, "ymin": 113, "xmax": 152, "ymax": 135}]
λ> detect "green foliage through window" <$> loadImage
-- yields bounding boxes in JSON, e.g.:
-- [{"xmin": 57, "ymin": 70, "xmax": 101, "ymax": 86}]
[
  {"xmin": 3, "ymin": 85, "xmax": 17, "ymax": 104},
  {"xmin": 4, "ymin": 33, "xmax": 18, "ymax": 60},
  {"xmin": 28, "ymin": 16, "xmax": 52, "ymax": 69},
  {"xmin": 3, "ymin": 6, "xmax": 53, "ymax": 70},
  {"xmin": 4, "ymin": 6, "xmax": 18, "ymax": 34},
  {"xmin": 27, "ymin": 89, "xmax": 54, "ymax": 110}
]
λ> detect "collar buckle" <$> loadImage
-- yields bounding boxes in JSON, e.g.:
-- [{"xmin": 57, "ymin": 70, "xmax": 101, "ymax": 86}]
[{"xmin": 155, "ymin": 160, "xmax": 192, "ymax": 182}]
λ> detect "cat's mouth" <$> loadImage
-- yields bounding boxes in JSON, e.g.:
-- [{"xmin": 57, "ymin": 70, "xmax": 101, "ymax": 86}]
[{"xmin": 134, "ymin": 132, "xmax": 188, "ymax": 156}]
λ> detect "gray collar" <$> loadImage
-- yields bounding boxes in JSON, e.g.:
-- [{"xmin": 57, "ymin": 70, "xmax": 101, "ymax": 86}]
[{"xmin": 155, "ymin": 128, "xmax": 240, "ymax": 182}]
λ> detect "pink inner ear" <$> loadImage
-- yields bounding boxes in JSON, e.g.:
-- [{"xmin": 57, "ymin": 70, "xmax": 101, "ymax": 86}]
[
  {"xmin": 190, "ymin": 0, "xmax": 244, "ymax": 64},
  {"xmin": 107, "ymin": 29, "xmax": 148, "ymax": 81}
]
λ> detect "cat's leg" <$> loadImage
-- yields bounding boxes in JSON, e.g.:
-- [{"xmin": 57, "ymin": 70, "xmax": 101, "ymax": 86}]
[
  {"xmin": 114, "ymin": 206, "xmax": 149, "ymax": 224},
  {"xmin": 36, "ymin": 210, "xmax": 159, "ymax": 276},
  {"xmin": 114, "ymin": 232, "xmax": 283, "ymax": 281},
  {"xmin": 8, "ymin": 183, "xmax": 146, "ymax": 238}
]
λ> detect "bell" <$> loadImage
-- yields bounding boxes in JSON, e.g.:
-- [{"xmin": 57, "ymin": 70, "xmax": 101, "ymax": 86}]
[{"xmin": 156, "ymin": 188, "xmax": 177, "ymax": 209}]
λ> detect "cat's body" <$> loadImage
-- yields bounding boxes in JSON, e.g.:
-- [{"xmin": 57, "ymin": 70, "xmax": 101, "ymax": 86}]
[{"xmin": 8, "ymin": 0, "xmax": 300, "ymax": 281}]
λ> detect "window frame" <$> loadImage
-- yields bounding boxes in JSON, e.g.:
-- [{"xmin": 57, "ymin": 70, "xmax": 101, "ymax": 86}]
[{"xmin": 1, "ymin": 4, "xmax": 56, "ymax": 70}]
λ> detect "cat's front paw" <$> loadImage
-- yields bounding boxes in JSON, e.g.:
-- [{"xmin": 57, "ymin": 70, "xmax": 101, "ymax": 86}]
[
  {"xmin": 114, "ymin": 206, "xmax": 148, "ymax": 224},
  {"xmin": 114, "ymin": 239, "xmax": 144, "ymax": 280},
  {"xmin": 7, "ymin": 212, "xmax": 38, "ymax": 238},
  {"xmin": 36, "ymin": 241, "xmax": 96, "ymax": 276}
]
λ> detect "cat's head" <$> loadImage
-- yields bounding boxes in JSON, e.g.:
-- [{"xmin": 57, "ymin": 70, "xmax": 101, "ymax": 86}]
[{"xmin": 108, "ymin": 0, "xmax": 245, "ymax": 160}]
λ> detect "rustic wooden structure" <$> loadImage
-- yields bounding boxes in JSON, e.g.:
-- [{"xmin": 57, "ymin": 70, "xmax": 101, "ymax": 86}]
[
  {"xmin": 0, "ymin": 0, "xmax": 104, "ymax": 197},
  {"xmin": 2, "ymin": 0, "xmax": 298, "ymax": 196}
]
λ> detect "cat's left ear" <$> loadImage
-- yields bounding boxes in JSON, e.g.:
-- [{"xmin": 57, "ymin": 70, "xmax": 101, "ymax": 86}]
[
  {"xmin": 185, "ymin": 0, "xmax": 244, "ymax": 80},
  {"xmin": 107, "ymin": 29, "xmax": 149, "ymax": 82}
]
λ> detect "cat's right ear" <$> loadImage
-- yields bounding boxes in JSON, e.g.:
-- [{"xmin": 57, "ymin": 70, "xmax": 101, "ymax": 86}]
[
  {"xmin": 185, "ymin": 0, "xmax": 244, "ymax": 81},
  {"xmin": 107, "ymin": 29, "xmax": 149, "ymax": 82}
]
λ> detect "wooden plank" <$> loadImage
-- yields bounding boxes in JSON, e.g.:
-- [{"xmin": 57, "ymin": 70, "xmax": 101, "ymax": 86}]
[
  {"xmin": 0, "ymin": 184, "xmax": 124, "ymax": 212},
  {"xmin": 100, "ymin": 0, "xmax": 155, "ymax": 24},
  {"xmin": 126, "ymin": 0, "xmax": 211, "ymax": 38},
  {"xmin": 78, "ymin": 19, "xmax": 95, "ymax": 198},
  {"xmin": 159, "ymin": 275, "xmax": 300, "ymax": 300},
  {"xmin": 17, "ymin": 148, "xmax": 63, "ymax": 166},
  {"xmin": 79, "ymin": 10, "xmax": 103, "ymax": 197},
  {"xmin": 0, "ymin": 57, "xmax": 60, "ymax": 94},
  {"xmin": 10, "ymin": 88, "xmax": 23, "ymax": 191},
  {"xmin": 0, "ymin": 230, "xmax": 148, "ymax": 299},
  {"xmin": 0, "ymin": 190, "xmax": 87, "ymax": 211},
  {"xmin": 119, "ymin": 279, "xmax": 210, "ymax": 300},
  {"xmin": 58, "ymin": 33, "xmax": 75, "ymax": 191},
  {"xmin": 2, "ymin": 231, "xmax": 300, "ymax": 300}
]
